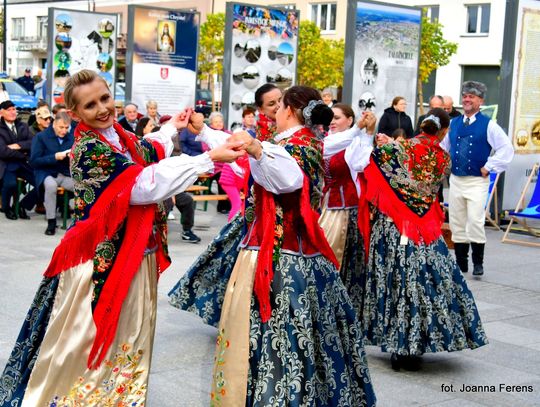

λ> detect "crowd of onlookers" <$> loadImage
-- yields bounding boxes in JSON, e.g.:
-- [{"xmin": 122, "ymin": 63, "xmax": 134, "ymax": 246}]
[{"xmin": 0, "ymin": 90, "xmax": 259, "ymax": 243}]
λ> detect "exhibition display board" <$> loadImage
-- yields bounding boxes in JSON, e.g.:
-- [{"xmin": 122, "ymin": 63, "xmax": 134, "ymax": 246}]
[
  {"xmin": 222, "ymin": 3, "xmax": 300, "ymax": 130},
  {"xmin": 126, "ymin": 5, "xmax": 199, "ymax": 115},
  {"xmin": 47, "ymin": 8, "xmax": 118, "ymax": 106},
  {"xmin": 343, "ymin": 0, "xmax": 421, "ymax": 122}
]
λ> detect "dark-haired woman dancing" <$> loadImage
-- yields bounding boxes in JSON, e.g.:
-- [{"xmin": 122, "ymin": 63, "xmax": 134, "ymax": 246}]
[
  {"xmin": 352, "ymin": 108, "xmax": 488, "ymax": 371},
  {"xmin": 173, "ymin": 86, "xmax": 376, "ymax": 406}
]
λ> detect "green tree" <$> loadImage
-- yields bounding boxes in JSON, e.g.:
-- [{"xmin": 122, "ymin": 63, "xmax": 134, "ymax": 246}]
[
  {"xmin": 418, "ymin": 15, "xmax": 458, "ymax": 113},
  {"xmin": 297, "ymin": 21, "xmax": 344, "ymax": 90},
  {"xmin": 198, "ymin": 13, "xmax": 225, "ymax": 112}
]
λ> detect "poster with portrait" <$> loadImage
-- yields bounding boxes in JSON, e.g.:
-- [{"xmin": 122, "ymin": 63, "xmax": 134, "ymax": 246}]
[
  {"xmin": 126, "ymin": 6, "xmax": 199, "ymax": 115},
  {"xmin": 47, "ymin": 8, "xmax": 118, "ymax": 106},
  {"xmin": 343, "ymin": 0, "xmax": 421, "ymax": 123},
  {"xmin": 223, "ymin": 3, "xmax": 300, "ymax": 130},
  {"xmin": 500, "ymin": 0, "xmax": 540, "ymax": 208}
]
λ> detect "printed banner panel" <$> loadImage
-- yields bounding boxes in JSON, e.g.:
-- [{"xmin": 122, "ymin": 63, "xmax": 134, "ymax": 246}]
[
  {"xmin": 48, "ymin": 8, "xmax": 118, "ymax": 106},
  {"xmin": 503, "ymin": 0, "xmax": 540, "ymax": 208},
  {"xmin": 128, "ymin": 6, "xmax": 199, "ymax": 115},
  {"xmin": 347, "ymin": 1, "xmax": 421, "ymax": 123},
  {"xmin": 223, "ymin": 3, "xmax": 299, "ymax": 130}
]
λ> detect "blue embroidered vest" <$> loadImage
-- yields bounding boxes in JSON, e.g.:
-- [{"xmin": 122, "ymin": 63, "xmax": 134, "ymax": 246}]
[{"xmin": 449, "ymin": 112, "xmax": 491, "ymax": 176}]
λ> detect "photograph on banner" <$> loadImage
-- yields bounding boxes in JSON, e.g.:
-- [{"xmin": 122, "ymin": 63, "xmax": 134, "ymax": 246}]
[
  {"xmin": 223, "ymin": 3, "xmax": 299, "ymax": 130},
  {"xmin": 502, "ymin": 0, "xmax": 540, "ymax": 208},
  {"xmin": 47, "ymin": 8, "xmax": 117, "ymax": 106},
  {"xmin": 345, "ymin": 1, "xmax": 421, "ymax": 122},
  {"xmin": 128, "ymin": 6, "xmax": 199, "ymax": 116},
  {"xmin": 510, "ymin": 7, "xmax": 540, "ymax": 154}
]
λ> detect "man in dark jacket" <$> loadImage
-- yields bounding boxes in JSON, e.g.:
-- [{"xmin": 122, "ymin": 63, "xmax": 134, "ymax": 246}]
[
  {"xmin": 30, "ymin": 111, "xmax": 74, "ymax": 235},
  {"xmin": 414, "ymin": 95, "xmax": 444, "ymax": 135},
  {"xmin": 0, "ymin": 100, "xmax": 36, "ymax": 219},
  {"xmin": 16, "ymin": 68, "xmax": 35, "ymax": 93},
  {"xmin": 118, "ymin": 102, "xmax": 141, "ymax": 132}
]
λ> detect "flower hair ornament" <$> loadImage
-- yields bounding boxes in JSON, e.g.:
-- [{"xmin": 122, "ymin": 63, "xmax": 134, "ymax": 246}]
[
  {"xmin": 302, "ymin": 100, "xmax": 324, "ymax": 127},
  {"xmin": 422, "ymin": 114, "xmax": 441, "ymax": 129}
]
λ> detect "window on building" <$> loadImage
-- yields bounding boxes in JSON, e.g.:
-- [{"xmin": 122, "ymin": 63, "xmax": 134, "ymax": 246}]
[
  {"xmin": 278, "ymin": 4, "xmax": 296, "ymax": 9},
  {"xmin": 466, "ymin": 4, "xmax": 490, "ymax": 34},
  {"xmin": 37, "ymin": 16, "xmax": 48, "ymax": 38},
  {"xmin": 422, "ymin": 5, "xmax": 440, "ymax": 22},
  {"xmin": 310, "ymin": 3, "xmax": 337, "ymax": 32},
  {"xmin": 462, "ymin": 65, "xmax": 500, "ymax": 105},
  {"xmin": 11, "ymin": 18, "xmax": 25, "ymax": 40}
]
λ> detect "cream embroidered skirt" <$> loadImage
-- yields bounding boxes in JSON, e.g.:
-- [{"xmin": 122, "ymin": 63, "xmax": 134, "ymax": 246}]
[{"xmin": 0, "ymin": 254, "xmax": 158, "ymax": 406}]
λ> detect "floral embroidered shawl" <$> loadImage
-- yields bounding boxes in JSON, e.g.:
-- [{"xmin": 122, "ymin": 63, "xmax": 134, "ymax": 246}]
[
  {"xmin": 43, "ymin": 122, "xmax": 170, "ymax": 369},
  {"xmin": 359, "ymin": 134, "xmax": 450, "ymax": 254}
]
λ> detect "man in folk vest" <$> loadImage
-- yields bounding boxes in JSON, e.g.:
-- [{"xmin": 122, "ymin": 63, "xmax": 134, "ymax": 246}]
[{"xmin": 441, "ymin": 81, "xmax": 514, "ymax": 276}]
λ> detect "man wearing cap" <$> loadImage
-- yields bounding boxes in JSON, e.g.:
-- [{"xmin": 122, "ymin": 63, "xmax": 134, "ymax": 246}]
[
  {"xmin": 16, "ymin": 68, "xmax": 35, "ymax": 94},
  {"xmin": 440, "ymin": 81, "xmax": 514, "ymax": 276},
  {"xmin": 30, "ymin": 106, "xmax": 52, "ymax": 136},
  {"xmin": 30, "ymin": 111, "xmax": 74, "ymax": 235},
  {"xmin": 0, "ymin": 100, "xmax": 36, "ymax": 220}
]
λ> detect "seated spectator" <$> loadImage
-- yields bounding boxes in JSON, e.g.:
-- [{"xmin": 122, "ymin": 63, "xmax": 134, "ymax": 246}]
[
  {"xmin": 118, "ymin": 102, "xmax": 140, "ymax": 132},
  {"xmin": 179, "ymin": 126, "xmax": 203, "ymax": 156},
  {"xmin": 134, "ymin": 117, "xmax": 156, "ymax": 139},
  {"xmin": 30, "ymin": 111, "xmax": 74, "ymax": 235},
  {"xmin": 0, "ymin": 100, "xmax": 36, "ymax": 220},
  {"xmin": 27, "ymin": 100, "xmax": 49, "ymax": 128},
  {"xmin": 241, "ymin": 106, "xmax": 257, "ymax": 137},
  {"xmin": 115, "ymin": 100, "xmax": 124, "ymax": 120},
  {"xmin": 30, "ymin": 106, "xmax": 53, "ymax": 136},
  {"xmin": 146, "ymin": 100, "xmax": 161, "ymax": 124},
  {"xmin": 52, "ymin": 103, "xmax": 67, "ymax": 117}
]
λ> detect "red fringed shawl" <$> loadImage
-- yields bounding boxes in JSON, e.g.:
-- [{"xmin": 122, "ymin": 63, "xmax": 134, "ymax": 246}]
[
  {"xmin": 358, "ymin": 134, "xmax": 450, "ymax": 258},
  {"xmin": 44, "ymin": 122, "xmax": 170, "ymax": 369}
]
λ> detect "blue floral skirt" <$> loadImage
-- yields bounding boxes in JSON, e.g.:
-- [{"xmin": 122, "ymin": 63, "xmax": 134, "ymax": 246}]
[
  {"xmin": 0, "ymin": 277, "xmax": 58, "ymax": 404},
  {"xmin": 362, "ymin": 212, "xmax": 488, "ymax": 355},
  {"xmin": 339, "ymin": 208, "xmax": 367, "ymax": 317},
  {"xmin": 168, "ymin": 214, "xmax": 244, "ymax": 327},
  {"xmin": 212, "ymin": 250, "xmax": 376, "ymax": 406}
]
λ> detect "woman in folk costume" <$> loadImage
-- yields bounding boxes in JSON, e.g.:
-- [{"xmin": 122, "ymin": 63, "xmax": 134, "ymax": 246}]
[
  {"xmin": 168, "ymin": 83, "xmax": 283, "ymax": 326},
  {"xmin": 0, "ymin": 70, "xmax": 243, "ymax": 406},
  {"xmin": 180, "ymin": 86, "xmax": 376, "ymax": 406},
  {"xmin": 351, "ymin": 108, "xmax": 488, "ymax": 371},
  {"xmin": 319, "ymin": 103, "xmax": 376, "ymax": 314}
]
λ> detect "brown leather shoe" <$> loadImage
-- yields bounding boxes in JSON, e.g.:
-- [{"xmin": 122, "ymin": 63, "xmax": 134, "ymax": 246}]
[{"xmin": 35, "ymin": 204, "xmax": 46, "ymax": 214}]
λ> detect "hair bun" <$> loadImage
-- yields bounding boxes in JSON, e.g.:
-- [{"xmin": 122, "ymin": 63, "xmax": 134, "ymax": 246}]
[{"xmin": 310, "ymin": 104, "xmax": 333, "ymax": 127}]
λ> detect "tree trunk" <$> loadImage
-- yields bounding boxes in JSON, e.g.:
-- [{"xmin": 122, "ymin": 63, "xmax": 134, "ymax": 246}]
[
  {"xmin": 417, "ymin": 79, "xmax": 425, "ymax": 116},
  {"xmin": 210, "ymin": 74, "xmax": 216, "ymax": 113}
]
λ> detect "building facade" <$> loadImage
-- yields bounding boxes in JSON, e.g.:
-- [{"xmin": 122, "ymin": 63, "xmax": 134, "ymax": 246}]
[{"xmin": 4, "ymin": 0, "xmax": 506, "ymax": 106}]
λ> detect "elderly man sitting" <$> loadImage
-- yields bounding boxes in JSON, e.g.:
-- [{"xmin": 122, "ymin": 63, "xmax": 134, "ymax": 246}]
[{"xmin": 30, "ymin": 111, "xmax": 74, "ymax": 235}]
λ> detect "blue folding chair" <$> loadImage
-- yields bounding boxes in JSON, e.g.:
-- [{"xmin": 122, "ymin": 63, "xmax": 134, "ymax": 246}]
[
  {"xmin": 502, "ymin": 163, "xmax": 540, "ymax": 247},
  {"xmin": 485, "ymin": 172, "xmax": 501, "ymax": 230}
]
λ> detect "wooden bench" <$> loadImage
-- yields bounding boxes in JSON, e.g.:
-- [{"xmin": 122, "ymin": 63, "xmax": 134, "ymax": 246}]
[
  {"xmin": 191, "ymin": 194, "xmax": 229, "ymax": 202},
  {"xmin": 185, "ymin": 185, "xmax": 209, "ymax": 193}
]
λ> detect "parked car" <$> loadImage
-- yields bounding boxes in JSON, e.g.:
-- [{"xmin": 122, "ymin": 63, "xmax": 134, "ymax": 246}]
[
  {"xmin": 0, "ymin": 77, "xmax": 38, "ymax": 111},
  {"xmin": 195, "ymin": 88, "xmax": 213, "ymax": 117}
]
